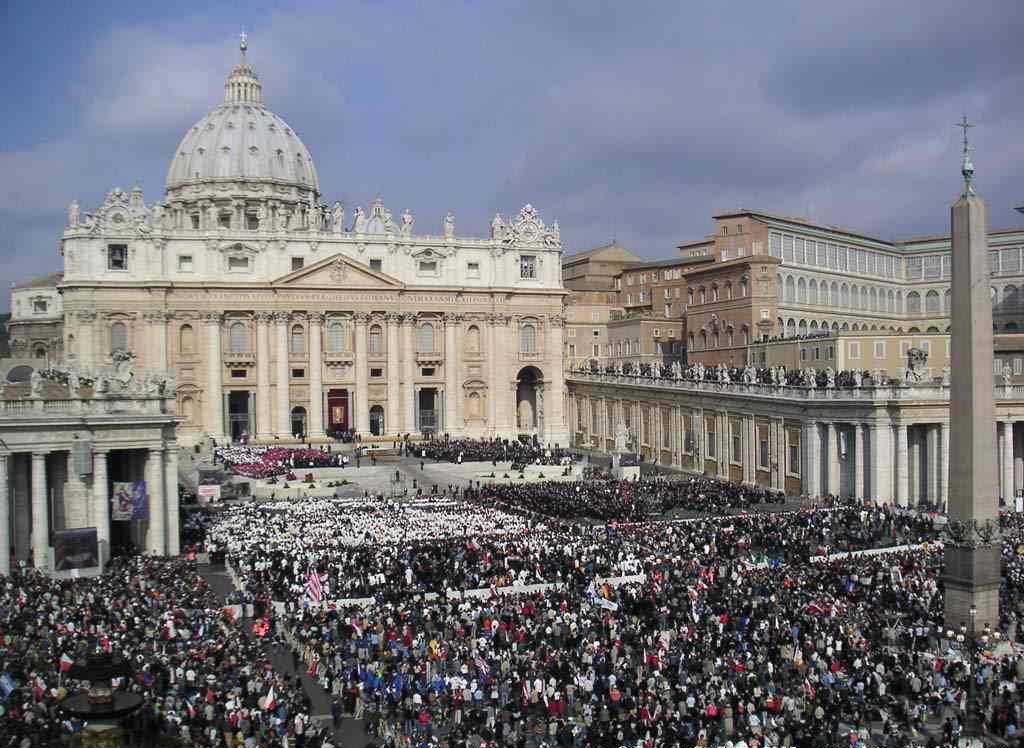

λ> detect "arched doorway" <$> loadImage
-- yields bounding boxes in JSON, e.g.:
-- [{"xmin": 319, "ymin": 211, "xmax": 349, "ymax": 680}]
[
  {"xmin": 291, "ymin": 407, "xmax": 307, "ymax": 439},
  {"xmin": 516, "ymin": 366, "xmax": 544, "ymax": 434},
  {"xmin": 369, "ymin": 405, "xmax": 385, "ymax": 436},
  {"xmin": 5, "ymin": 365, "xmax": 33, "ymax": 384}
]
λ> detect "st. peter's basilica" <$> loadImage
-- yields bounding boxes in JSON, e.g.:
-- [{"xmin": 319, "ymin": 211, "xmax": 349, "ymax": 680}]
[{"xmin": 57, "ymin": 37, "xmax": 569, "ymax": 447}]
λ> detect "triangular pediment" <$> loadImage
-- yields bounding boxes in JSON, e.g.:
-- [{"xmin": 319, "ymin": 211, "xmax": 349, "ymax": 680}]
[{"xmin": 272, "ymin": 253, "xmax": 404, "ymax": 289}]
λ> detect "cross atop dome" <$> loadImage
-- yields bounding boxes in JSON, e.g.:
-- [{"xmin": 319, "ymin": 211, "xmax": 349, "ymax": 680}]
[{"xmin": 224, "ymin": 34, "xmax": 262, "ymax": 105}]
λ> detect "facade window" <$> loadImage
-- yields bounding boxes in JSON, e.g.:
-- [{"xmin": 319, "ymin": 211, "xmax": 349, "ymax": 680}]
[
  {"xmin": 292, "ymin": 368, "xmax": 305, "ymax": 378},
  {"xmin": 920, "ymin": 340, "xmax": 930, "ymax": 356},
  {"xmin": 592, "ymin": 343, "xmax": 600, "ymax": 357},
  {"xmin": 327, "ymin": 321, "xmax": 348, "ymax": 352},
  {"xmin": 228, "ymin": 256, "xmax": 250, "ymax": 271},
  {"xmin": 900, "ymin": 340, "xmax": 910, "ymax": 357},
  {"xmin": 290, "ymin": 324, "xmax": 305, "ymax": 354},
  {"xmin": 110, "ymin": 322, "xmax": 127, "ymax": 354},
  {"xmin": 246, "ymin": 212, "xmax": 259, "ymax": 231},
  {"xmin": 466, "ymin": 325, "xmax": 481, "ymax": 353},
  {"xmin": 664, "ymin": 304, "xmax": 672, "ymax": 318},
  {"xmin": 231, "ymin": 369, "xmax": 247, "ymax": 379},
  {"xmin": 592, "ymin": 329, "xmax": 600, "ymax": 338},
  {"xmin": 874, "ymin": 341, "xmax": 886, "ymax": 358},
  {"xmin": 229, "ymin": 322, "xmax": 249, "ymax": 353},
  {"xmin": 418, "ymin": 260, "xmax": 437, "ymax": 275},
  {"xmin": 731, "ymin": 422, "xmax": 742, "ymax": 464},
  {"xmin": 789, "ymin": 441, "xmax": 800, "ymax": 476},
  {"xmin": 467, "ymin": 261, "xmax": 480, "ymax": 278},
  {"xmin": 107, "ymin": 244, "xmax": 128, "ymax": 271},
  {"xmin": 370, "ymin": 367, "xmax": 383, "ymax": 378},
  {"xmin": 520, "ymin": 255, "xmax": 537, "ymax": 279},
  {"xmin": 520, "ymin": 324, "xmax": 537, "ymax": 353},
  {"xmin": 419, "ymin": 323, "xmax": 435, "ymax": 353},
  {"xmin": 291, "ymin": 257, "xmax": 305, "ymax": 271},
  {"xmin": 218, "ymin": 212, "xmax": 232, "ymax": 229},
  {"xmin": 179, "ymin": 324, "xmax": 195, "ymax": 354},
  {"xmin": 178, "ymin": 255, "xmax": 193, "ymax": 272},
  {"xmin": 849, "ymin": 342, "xmax": 860, "ymax": 359},
  {"xmin": 591, "ymin": 311, "xmax": 600, "ymax": 322},
  {"xmin": 369, "ymin": 259, "xmax": 383, "ymax": 272},
  {"xmin": 369, "ymin": 324, "xmax": 382, "ymax": 354},
  {"xmin": 706, "ymin": 421, "xmax": 716, "ymax": 459},
  {"xmin": 190, "ymin": 214, "xmax": 200, "ymax": 229},
  {"xmin": 33, "ymin": 300, "xmax": 48, "ymax": 314},
  {"xmin": 1015, "ymin": 358, "xmax": 1023, "ymax": 376},
  {"xmin": 759, "ymin": 428, "xmax": 769, "ymax": 469},
  {"xmin": 907, "ymin": 292, "xmax": 921, "ymax": 314}
]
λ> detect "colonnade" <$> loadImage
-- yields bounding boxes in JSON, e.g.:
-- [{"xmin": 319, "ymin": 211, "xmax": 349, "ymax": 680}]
[
  {"xmin": 0, "ymin": 447, "xmax": 179, "ymax": 576},
  {"xmin": 570, "ymin": 389, "xmax": 1024, "ymax": 506}
]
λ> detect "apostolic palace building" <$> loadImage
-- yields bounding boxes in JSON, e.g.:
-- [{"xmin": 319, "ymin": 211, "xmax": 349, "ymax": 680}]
[{"xmin": 54, "ymin": 38, "xmax": 568, "ymax": 447}]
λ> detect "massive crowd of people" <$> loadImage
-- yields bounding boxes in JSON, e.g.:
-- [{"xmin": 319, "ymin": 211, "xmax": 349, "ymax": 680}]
[
  {"xmin": 579, "ymin": 361, "xmax": 900, "ymax": 389},
  {"xmin": 467, "ymin": 477, "xmax": 786, "ymax": 521},
  {"xmin": 0, "ymin": 556, "xmax": 328, "ymax": 746},
  {"xmin": 10, "ymin": 459, "xmax": 1024, "ymax": 748},
  {"xmin": 417, "ymin": 438, "xmax": 576, "ymax": 466},
  {"xmin": 214, "ymin": 445, "xmax": 346, "ymax": 479}
]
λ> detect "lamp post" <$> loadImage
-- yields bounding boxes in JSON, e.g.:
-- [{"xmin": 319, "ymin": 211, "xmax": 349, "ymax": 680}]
[{"xmin": 967, "ymin": 604, "xmax": 978, "ymax": 735}]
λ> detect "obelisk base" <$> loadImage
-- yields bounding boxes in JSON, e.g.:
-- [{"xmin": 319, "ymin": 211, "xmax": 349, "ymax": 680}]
[{"xmin": 944, "ymin": 544, "xmax": 1000, "ymax": 631}]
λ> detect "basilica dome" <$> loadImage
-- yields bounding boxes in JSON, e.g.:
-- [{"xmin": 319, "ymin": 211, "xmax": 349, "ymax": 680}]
[{"xmin": 164, "ymin": 37, "xmax": 319, "ymax": 203}]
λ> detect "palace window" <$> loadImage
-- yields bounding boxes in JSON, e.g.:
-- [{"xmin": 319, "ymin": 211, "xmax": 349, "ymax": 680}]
[
  {"xmin": 291, "ymin": 257, "xmax": 304, "ymax": 271},
  {"xmin": 292, "ymin": 368, "xmax": 305, "ymax": 378},
  {"xmin": 370, "ymin": 367, "xmax": 384, "ymax": 378},
  {"xmin": 467, "ymin": 261, "xmax": 480, "ymax": 278},
  {"xmin": 418, "ymin": 260, "xmax": 438, "ymax": 276},
  {"xmin": 178, "ymin": 255, "xmax": 193, "ymax": 272},
  {"xmin": 369, "ymin": 325, "xmax": 382, "ymax": 354},
  {"xmin": 520, "ymin": 255, "xmax": 537, "ymax": 279},
  {"xmin": 370, "ymin": 259, "xmax": 383, "ymax": 272},
  {"xmin": 218, "ymin": 212, "xmax": 232, "ymax": 229},
  {"xmin": 228, "ymin": 256, "xmax": 250, "ymax": 272},
  {"xmin": 107, "ymin": 244, "xmax": 128, "ymax": 271},
  {"xmin": 33, "ymin": 300, "xmax": 48, "ymax": 314},
  {"xmin": 179, "ymin": 324, "xmax": 195, "ymax": 354}
]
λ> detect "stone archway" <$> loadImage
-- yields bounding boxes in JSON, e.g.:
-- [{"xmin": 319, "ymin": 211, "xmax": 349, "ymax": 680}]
[{"xmin": 515, "ymin": 366, "xmax": 544, "ymax": 433}]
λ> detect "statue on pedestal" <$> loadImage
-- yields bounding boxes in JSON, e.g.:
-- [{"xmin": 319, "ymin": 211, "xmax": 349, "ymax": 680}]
[
  {"xmin": 332, "ymin": 202, "xmax": 345, "ymax": 233},
  {"xmin": 443, "ymin": 210, "xmax": 455, "ymax": 240},
  {"xmin": 68, "ymin": 200, "xmax": 80, "ymax": 228},
  {"xmin": 400, "ymin": 209, "xmax": 414, "ymax": 238},
  {"xmin": 30, "ymin": 370, "xmax": 44, "ymax": 398}
]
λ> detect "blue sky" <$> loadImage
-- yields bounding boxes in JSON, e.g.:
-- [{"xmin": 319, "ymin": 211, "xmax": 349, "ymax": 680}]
[{"xmin": 1, "ymin": 1, "xmax": 1022, "ymax": 308}]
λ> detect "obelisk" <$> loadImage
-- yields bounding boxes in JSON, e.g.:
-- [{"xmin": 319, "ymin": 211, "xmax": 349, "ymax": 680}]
[{"xmin": 944, "ymin": 116, "xmax": 1000, "ymax": 631}]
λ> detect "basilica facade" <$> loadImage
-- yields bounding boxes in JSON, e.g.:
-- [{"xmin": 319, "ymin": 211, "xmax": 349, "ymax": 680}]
[{"xmin": 56, "ymin": 39, "xmax": 568, "ymax": 447}]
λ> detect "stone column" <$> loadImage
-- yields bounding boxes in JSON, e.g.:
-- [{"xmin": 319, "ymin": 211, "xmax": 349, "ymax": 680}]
[
  {"xmin": 77, "ymin": 311, "xmax": 97, "ymax": 369},
  {"xmin": 746, "ymin": 416, "xmax": 757, "ymax": 485},
  {"xmin": 203, "ymin": 313, "xmax": 225, "ymax": 441},
  {"xmin": 909, "ymin": 430, "xmax": 921, "ymax": 505},
  {"xmin": 895, "ymin": 424, "xmax": 909, "ymax": 507},
  {"xmin": 164, "ymin": 447, "xmax": 179, "ymax": 556},
  {"xmin": 802, "ymin": 421, "xmax": 817, "ymax": 497},
  {"xmin": 546, "ymin": 315, "xmax": 568, "ymax": 445},
  {"xmin": 386, "ymin": 314, "xmax": 401, "ymax": 436},
  {"xmin": 146, "ymin": 448, "xmax": 165, "ymax": 556},
  {"xmin": 401, "ymin": 314, "xmax": 416, "ymax": 434},
  {"xmin": 1014, "ymin": 423, "xmax": 1023, "ymax": 499},
  {"xmin": 827, "ymin": 422, "xmax": 840, "ymax": 496},
  {"xmin": 308, "ymin": 313, "xmax": 325, "ymax": 438},
  {"xmin": 940, "ymin": 422, "xmax": 950, "ymax": 508},
  {"xmin": 694, "ymin": 410, "xmax": 705, "ymax": 474},
  {"xmin": 493, "ymin": 315, "xmax": 513, "ymax": 434},
  {"xmin": 353, "ymin": 313, "xmax": 370, "ymax": 434},
  {"xmin": 254, "ymin": 313, "xmax": 273, "ymax": 439},
  {"xmin": 92, "ymin": 450, "xmax": 109, "ymax": 562},
  {"xmin": 31, "ymin": 452, "xmax": 48, "ymax": 571},
  {"xmin": 871, "ymin": 423, "xmax": 892, "ymax": 505},
  {"xmin": 274, "ymin": 312, "xmax": 291, "ymax": 438},
  {"xmin": 927, "ymin": 424, "xmax": 939, "ymax": 505},
  {"xmin": 444, "ymin": 313, "xmax": 459, "ymax": 436},
  {"xmin": 0, "ymin": 454, "xmax": 8, "ymax": 577},
  {"xmin": 152, "ymin": 311, "xmax": 170, "ymax": 371},
  {"xmin": 853, "ymin": 423, "xmax": 865, "ymax": 500},
  {"xmin": 1001, "ymin": 420, "xmax": 1014, "ymax": 503}
]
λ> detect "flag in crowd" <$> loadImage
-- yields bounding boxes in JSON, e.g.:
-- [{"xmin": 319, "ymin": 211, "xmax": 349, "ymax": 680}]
[{"xmin": 305, "ymin": 566, "xmax": 326, "ymax": 602}]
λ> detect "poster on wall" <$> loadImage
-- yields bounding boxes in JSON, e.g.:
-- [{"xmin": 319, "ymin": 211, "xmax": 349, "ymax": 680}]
[
  {"xmin": 54, "ymin": 527, "xmax": 99, "ymax": 571},
  {"xmin": 197, "ymin": 485, "xmax": 221, "ymax": 505},
  {"xmin": 111, "ymin": 481, "xmax": 148, "ymax": 521}
]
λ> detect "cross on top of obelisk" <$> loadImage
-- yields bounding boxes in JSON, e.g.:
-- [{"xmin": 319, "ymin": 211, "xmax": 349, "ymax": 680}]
[{"xmin": 957, "ymin": 113, "xmax": 975, "ymax": 196}]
